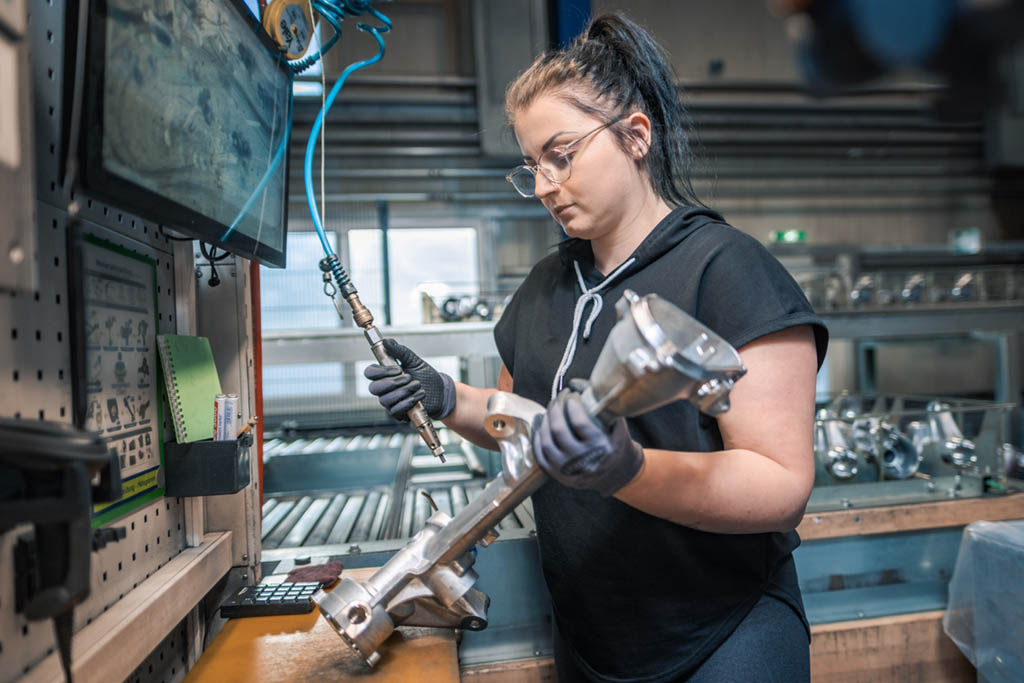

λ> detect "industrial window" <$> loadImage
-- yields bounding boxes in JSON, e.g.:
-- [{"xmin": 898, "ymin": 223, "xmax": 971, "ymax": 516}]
[
  {"xmin": 263, "ymin": 362, "xmax": 344, "ymax": 399},
  {"xmin": 260, "ymin": 231, "xmax": 340, "ymax": 331},
  {"xmin": 260, "ymin": 231, "xmax": 347, "ymax": 411},
  {"xmin": 347, "ymin": 227, "xmax": 479, "ymax": 326}
]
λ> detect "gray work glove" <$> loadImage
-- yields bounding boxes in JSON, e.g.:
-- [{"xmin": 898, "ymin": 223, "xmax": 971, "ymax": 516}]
[
  {"xmin": 363, "ymin": 338, "xmax": 456, "ymax": 421},
  {"xmin": 532, "ymin": 380, "xmax": 645, "ymax": 497}
]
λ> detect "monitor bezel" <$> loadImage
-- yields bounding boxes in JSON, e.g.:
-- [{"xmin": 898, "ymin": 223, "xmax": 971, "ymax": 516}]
[{"xmin": 78, "ymin": 0, "xmax": 292, "ymax": 268}]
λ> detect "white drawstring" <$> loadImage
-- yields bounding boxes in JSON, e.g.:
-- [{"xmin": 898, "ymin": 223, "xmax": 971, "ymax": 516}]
[{"xmin": 550, "ymin": 257, "xmax": 636, "ymax": 401}]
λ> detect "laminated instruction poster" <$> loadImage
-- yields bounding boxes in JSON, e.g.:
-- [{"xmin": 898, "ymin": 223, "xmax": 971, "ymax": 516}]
[{"xmin": 79, "ymin": 235, "xmax": 164, "ymax": 526}]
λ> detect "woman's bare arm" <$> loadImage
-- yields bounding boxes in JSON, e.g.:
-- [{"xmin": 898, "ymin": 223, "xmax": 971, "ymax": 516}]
[
  {"xmin": 614, "ymin": 325, "xmax": 818, "ymax": 533},
  {"xmin": 440, "ymin": 364, "xmax": 514, "ymax": 450}
]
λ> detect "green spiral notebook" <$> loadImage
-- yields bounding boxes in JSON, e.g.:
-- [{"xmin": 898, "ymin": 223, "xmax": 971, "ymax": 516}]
[{"xmin": 156, "ymin": 334, "xmax": 222, "ymax": 443}]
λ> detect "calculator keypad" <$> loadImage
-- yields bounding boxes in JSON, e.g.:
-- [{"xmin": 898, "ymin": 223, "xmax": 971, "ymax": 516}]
[{"xmin": 220, "ymin": 581, "xmax": 322, "ymax": 618}]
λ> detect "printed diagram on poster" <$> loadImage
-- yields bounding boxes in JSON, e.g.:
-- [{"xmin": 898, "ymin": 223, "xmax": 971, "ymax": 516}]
[{"xmin": 79, "ymin": 235, "xmax": 164, "ymax": 525}]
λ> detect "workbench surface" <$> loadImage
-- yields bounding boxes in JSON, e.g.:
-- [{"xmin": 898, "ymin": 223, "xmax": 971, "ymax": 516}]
[{"xmin": 186, "ymin": 568, "xmax": 460, "ymax": 682}]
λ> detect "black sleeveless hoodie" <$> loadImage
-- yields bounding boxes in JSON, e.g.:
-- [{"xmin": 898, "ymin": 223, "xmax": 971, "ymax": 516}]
[{"xmin": 494, "ymin": 206, "xmax": 828, "ymax": 682}]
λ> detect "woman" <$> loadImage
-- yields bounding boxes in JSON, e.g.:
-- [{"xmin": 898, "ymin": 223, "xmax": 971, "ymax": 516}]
[{"xmin": 365, "ymin": 12, "xmax": 828, "ymax": 682}]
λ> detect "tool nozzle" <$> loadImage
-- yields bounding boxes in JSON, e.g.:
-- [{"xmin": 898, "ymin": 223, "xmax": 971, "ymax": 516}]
[{"xmin": 409, "ymin": 405, "xmax": 446, "ymax": 462}]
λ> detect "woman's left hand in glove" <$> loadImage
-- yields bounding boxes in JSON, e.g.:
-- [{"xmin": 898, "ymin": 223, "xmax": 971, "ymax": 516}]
[{"xmin": 532, "ymin": 381, "xmax": 644, "ymax": 497}]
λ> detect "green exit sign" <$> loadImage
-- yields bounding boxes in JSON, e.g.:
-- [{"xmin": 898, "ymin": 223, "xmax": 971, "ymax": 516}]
[{"xmin": 770, "ymin": 229, "xmax": 807, "ymax": 243}]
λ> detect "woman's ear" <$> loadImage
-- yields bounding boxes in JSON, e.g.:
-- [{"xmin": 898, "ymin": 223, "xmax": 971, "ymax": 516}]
[{"xmin": 625, "ymin": 111, "xmax": 653, "ymax": 160}]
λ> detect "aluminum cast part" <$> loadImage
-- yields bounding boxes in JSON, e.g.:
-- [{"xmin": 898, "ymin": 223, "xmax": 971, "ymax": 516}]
[
  {"xmin": 925, "ymin": 402, "xmax": 977, "ymax": 470},
  {"xmin": 851, "ymin": 416, "xmax": 922, "ymax": 480},
  {"xmin": 314, "ymin": 392, "xmax": 546, "ymax": 667},
  {"xmin": 315, "ymin": 290, "xmax": 744, "ymax": 666},
  {"xmin": 1003, "ymin": 442, "xmax": 1024, "ymax": 478},
  {"xmin": 829, "ymin": 394, "xmax": 860, "ymax": 421},
  {"xmin": 815, "ymin": 408, "xmax": 860, "ymax": 480},
  {"xmin": 583, "ymin": 289, "xmax": 746, "ymax": 421}
]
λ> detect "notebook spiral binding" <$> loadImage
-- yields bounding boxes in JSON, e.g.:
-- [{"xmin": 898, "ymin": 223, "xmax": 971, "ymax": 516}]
[{"xmin": 158, "ymin": 336, "xmax": 187, "ymax": 442}]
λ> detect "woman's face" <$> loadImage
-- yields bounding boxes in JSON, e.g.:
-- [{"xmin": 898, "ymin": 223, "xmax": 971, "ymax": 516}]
[{"xmin": 513, "ymin": 93, "xmax": 646, "ymax": 241}]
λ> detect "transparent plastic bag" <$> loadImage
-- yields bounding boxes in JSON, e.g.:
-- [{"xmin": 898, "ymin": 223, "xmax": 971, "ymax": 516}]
[{"xmin": 943, "ymin": 520, "xmax": 1024, "ymax": 681}]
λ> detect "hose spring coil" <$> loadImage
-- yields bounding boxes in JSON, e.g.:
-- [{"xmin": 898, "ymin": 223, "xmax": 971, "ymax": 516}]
[{"xmin": 320, "ymin": 254, "xmax": 351, "ymax": 289}]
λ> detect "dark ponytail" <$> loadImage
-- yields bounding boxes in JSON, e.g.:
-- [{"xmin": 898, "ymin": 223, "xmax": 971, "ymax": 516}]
[{"xmin": 506, "ymin": 12, "xmax": 704, "ymax": 208}]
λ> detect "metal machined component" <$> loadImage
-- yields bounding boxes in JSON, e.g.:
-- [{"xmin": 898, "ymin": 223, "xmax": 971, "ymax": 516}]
[
  {"xmin": 950, "ymin": 272, "xmax": 976, "ymax": 300},
  {"xmin": 315, "ymin": 290, "xmax": 745, "ymax": 666},
  {"xmin": 925, "ymin": 401, "xmax": 977, "ymax": 470},
  {"xmin": 579, "ymin": 290, "xmax": 746, "ymax": 421},
  {"xmin": 851, "ymin": 416, "xmax": 922, "ymax": 480},
  {"xmin": 815, "ymin": 408, "xmax": 860, "ymax": 480},
  {"xmin": 829, "ymin": 394, "xmax": 860, "ymax": 420},
  {"xmin": 819, "ymin": 409, "xmax": 860, "ymax": 483},
  {"xmin": 849, "ymin": 275, "xmax": 875, "ymax": 306}
]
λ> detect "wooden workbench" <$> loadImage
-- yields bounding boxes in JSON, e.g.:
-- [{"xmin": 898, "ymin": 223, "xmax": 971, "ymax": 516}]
[{"xmin": 186, "ymin": 568, "xmax": 460, "ymax": 682}]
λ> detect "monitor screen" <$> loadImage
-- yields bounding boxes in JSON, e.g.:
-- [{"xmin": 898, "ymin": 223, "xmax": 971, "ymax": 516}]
[{"xmin": 80, "ymin": 0, "xmax": 291, "ymax": 267}]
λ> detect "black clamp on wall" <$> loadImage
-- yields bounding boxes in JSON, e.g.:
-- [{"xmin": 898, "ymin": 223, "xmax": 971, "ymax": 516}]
[
  {"xmin": 0, "ymin": 417, "xmax": 123, "ymax": 681},
  {"xmin": 164, "ymin": 433, "xmax": 253, "ymax": 497}
]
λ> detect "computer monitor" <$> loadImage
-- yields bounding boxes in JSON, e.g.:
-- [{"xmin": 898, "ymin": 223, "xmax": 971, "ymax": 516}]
[{"xmin": 78, "ymin": 0, "xmax": 291, "ymax": 267}]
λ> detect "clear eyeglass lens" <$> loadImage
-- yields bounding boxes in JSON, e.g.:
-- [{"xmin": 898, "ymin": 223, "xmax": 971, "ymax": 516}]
[
  {"xmin": 540, "ymin": 150, "xmax": 571, "ymax": 180},
  {"xmin": 509, "ymin": 168, "xmax": 536, "ymax": 197}
]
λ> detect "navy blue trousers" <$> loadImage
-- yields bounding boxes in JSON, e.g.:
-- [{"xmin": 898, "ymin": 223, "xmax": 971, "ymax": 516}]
[{"xmin": 553, "ymin": 593, "xmax": 810, "ymax": 682}]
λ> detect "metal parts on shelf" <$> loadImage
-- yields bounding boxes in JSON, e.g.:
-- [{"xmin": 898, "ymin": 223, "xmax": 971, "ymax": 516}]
[
  {"xmin": 922, "ymin": 401, "xmax": 978, "ymax": 470},
  {"xmin": 421, "ymin": 291, "xmax": 510, "ymax": 324},
  {"xmin": 313, "ymin": 289, "xmax": 746, "ymax": 667},
  {"xmin": 775, "ymin": 244, "xmax": 1024, "ymax": 314},
  {"xmin": 851, "ymin": 416, "xmax": 922, "ymax": 480},
  {"xmin": 810, "ymin": 394, "xmax": 1017, "ymax": 511},
  {"xmin": 815, "ymin": 407, "xmax": 861, "ymax": 481}
]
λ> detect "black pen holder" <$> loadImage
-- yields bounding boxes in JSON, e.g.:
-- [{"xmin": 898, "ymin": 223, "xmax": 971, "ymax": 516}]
[{"xmin": 164, "ymin": 433, "xmax": 252, "ymax": 497}]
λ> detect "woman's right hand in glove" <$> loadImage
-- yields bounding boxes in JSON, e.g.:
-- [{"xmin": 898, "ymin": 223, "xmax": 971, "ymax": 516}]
[{"xmin": 363, "ymin": 338, "xmax": 456, "ymax": 421}]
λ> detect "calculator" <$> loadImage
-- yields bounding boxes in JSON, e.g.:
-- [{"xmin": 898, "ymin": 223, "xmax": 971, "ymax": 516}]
[{"xmin": 219, "ymin": 581, "xmax": 321, "ymax": 618}]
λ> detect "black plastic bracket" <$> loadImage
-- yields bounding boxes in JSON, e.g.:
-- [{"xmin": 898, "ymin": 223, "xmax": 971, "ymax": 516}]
[{"xmin": 164, "ymin": 433, "xmax": 253, "ymax": 497}]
